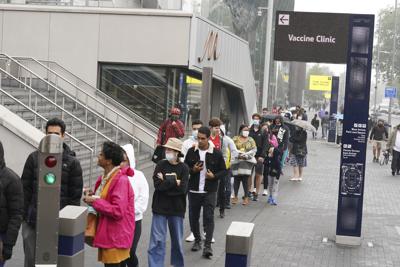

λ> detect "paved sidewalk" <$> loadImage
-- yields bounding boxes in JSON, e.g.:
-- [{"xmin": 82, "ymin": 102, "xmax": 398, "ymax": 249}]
[{"xmin": 8, "ymin": 137, "xmax": 400, "ymax": 266}]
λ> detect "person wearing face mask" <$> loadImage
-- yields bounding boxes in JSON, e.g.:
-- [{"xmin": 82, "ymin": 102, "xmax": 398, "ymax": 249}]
[
  {"xmin": 148, "ymin": 138, "xmax": 189, "ymax": 267},
  {"xmin": 231, "ymin": 125, "xmax": 257, "ymax": 206},
  {"xmin": 249, "ymin": 113, "xmax": 268, "ymax": 201},
  {"xmin": 154, "ymin": 108, "xmax": 185, "ymax": 163},
  {"xmin": 369, "ymin": 119, "xmax": 389, "ymax": 162},
  {"xmin": 271, "ymin": 116, "xmax": 290, "ymax": 171},
  {"xmin": 182, "ymin": 120, "xmax": 203, "ymax": 159}
]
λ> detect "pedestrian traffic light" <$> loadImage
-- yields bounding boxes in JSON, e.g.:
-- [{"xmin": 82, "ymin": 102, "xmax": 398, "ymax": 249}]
[
  {"xmin": 36, "ymin": 134, "xmax": 63, "ymax": 266},
  {"xmin": 44, "ymin": 172, "xmax": 56, "ymax": 185}
]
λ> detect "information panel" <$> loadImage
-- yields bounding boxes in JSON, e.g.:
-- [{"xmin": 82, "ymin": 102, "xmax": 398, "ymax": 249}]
[{"xmin": 274, "ymin": 11, "xmax": 350, "ymax": 63}]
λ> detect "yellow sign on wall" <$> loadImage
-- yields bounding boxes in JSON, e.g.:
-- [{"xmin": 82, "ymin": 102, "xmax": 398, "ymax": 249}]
[{"xmin": 309, "ymin": 75, "xmax": 332, "ymax": 91}]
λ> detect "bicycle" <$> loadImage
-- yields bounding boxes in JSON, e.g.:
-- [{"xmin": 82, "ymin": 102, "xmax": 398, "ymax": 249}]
[{"xmin": 380, "ymin": 150, "xmax": 390, "ymax": 166}]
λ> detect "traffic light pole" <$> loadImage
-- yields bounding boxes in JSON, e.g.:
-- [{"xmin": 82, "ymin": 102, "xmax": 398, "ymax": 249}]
[{"xmin": 35, "ymin": 134, "xmax": 63, "ymax": 267}]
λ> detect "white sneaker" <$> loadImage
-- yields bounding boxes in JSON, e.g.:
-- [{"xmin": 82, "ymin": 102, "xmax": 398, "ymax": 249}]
[
  {"xmin": 185, "ymin": 232, "xmax": 195, "ymax": 242},
  {"xmin": 203, "ymin": 232, "xmax": 215, "ymax": 243},
  {"xmin": 289, "ymin": 177, "xmax": 297, "ymax": 181},
  {"xmin": 262, "ymin": 189, "xmax": 268, "ymax": 196},
  {"xmin": 297, "ymin": 177, "xmax": 303, "ymax": 181}
]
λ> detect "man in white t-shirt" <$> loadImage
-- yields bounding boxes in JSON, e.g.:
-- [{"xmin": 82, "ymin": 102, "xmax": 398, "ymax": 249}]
[{"xmin": 184, "ymin": 127, "xmax": 227, "ymax": 259}]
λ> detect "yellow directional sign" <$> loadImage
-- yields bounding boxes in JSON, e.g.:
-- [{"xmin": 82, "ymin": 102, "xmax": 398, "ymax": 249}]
[{"xmin": 309, "ymin": 75, "xmax": 332, "ymax": 91}]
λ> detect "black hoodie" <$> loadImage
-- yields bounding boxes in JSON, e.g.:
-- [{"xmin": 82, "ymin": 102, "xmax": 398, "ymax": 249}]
[{"xmin": 0, "ymin": 141, "xmax": 24, "ymax": 260}]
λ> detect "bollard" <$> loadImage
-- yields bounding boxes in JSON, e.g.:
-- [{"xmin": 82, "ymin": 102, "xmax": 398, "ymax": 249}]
[
  {"xmin": 225, "ymin": 221, "xmax": 255, "ymax": 267},
  {"xmin": 58, "ymin": 205, "xmax": 88, "ymax": 267}
]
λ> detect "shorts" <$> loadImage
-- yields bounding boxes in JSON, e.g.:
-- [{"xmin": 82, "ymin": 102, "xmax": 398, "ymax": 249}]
[
  {"xmin": 373, "ymin": 140, "xmax": 383, "ymax": 149},
  {"xmin": 255, "ymin": 160, "xmax": 264, "ymax": 175},
  {"xmin": 289, "ymin": 154, "xmax": 307, "ymax": 167}
]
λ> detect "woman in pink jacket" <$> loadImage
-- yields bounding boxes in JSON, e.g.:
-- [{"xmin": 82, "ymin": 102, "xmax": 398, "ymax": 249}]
[{"xmin": 84, "ymin": 141, "xmax": 135, "ymax": 267}]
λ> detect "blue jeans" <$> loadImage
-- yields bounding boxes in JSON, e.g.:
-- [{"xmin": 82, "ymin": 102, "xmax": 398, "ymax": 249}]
[
  {"xmin": 148, "ymin": 214, "xmax": 184, "ymax": 267},
  {"xmin": 0, "ymin": 233, "xmax": 5, "ymax": 267},
  {"xmin": 281, "ymin": 149, "xmax": 289, "ymax": 169}
]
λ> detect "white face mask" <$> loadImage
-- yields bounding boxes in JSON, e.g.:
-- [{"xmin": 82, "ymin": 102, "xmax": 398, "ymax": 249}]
[
  {"xmin": 192, "ymin": 130, "xmax": 198, "ymax": 139},
  {"xmin": 242, "ymin": 130, "xmax": 249, "ymax": 137},
  {"xmin": 253, "ymin": 119, "xmax": 260, "ymax": 126},
  {"xmin": 165, "ymin": 152, "xmax": 177, "ymax": 162}
]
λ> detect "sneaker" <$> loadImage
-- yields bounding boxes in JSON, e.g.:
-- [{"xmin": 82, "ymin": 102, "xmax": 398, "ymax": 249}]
[
  {"xmin": 186, "ymin": 232, "xmax": 195, "ymax": 242},
  {"xmin": 297, "ymin": 177, "xmax": 303, "ymax": 181},
  {"xmin": 289, "ymin": 177, "xmax": 297, "ymax": 181},
  {"xmin": 252, "ymin": 194, "xmax": 258, "ymax": 201},
  {"xmin": 202, "ymin": 245, "xmax": 213, "ymax": 258},
  {"xmin": 191, "ymin": 241, "xmax": 202, "ymax": 251},
  {"xmin": 267, "ymin": 196, "xmax": 272, "ymax": 204},
  {"xmin": 203, "ymin": 233, "xmax": 215, "ymax": 243},
  {"xmin": 392, "ymin": 171, "xmax": 396, "ymax": 176},
  {"xmin": 271, "ymin": 197, "xmax": 277, "ymax": 205},
  {"xmin": 225, "ymin": 203, "xmax": 231, "ymax": 209},
  {"xmin": 262, "ymin": 189, "xmax": 268, "ymax": 196}
]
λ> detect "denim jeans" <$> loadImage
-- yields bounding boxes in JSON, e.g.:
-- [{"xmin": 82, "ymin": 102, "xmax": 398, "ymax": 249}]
[
  {"xmin": 148, "ymin": 214, "xmax": 184, "ymax": 267},
  {"xmin": 0, "ymin": 233, "xmax": 5, "ymax": 267}
]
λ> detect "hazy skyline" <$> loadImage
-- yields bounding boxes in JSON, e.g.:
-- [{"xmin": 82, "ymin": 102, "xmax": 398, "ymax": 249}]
[{"xmin": 295, "ymin": 0, "xmax": 395, "ymax": 16}]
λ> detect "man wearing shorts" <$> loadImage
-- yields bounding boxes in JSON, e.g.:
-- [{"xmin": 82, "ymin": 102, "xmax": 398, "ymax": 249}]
[
  {"xmin": 369, "ymin": 119, "xmax": 388, "ymax": 162},
  {"xmin": 249, "ymin": 113, "xmax": 268, "ymax": 201}
]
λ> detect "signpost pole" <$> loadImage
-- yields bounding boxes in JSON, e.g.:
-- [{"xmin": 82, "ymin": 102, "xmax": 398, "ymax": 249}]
[{"xmin": 336, "ymin": 15, "xmax": 375, "ymax": 246}]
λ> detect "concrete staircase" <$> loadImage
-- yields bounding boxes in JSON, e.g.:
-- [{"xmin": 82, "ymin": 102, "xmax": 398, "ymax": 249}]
[{"xmin": 0, "ymin": 55, "xmax": 156, "ymax": 186}]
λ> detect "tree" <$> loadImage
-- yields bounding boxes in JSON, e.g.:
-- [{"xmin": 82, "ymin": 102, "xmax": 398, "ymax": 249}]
[{"xmin": 375, "ymin": 7, "xmax": 400, "ymax": 85}]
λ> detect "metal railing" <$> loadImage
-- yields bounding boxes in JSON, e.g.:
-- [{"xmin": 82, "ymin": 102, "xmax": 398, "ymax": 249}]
[
  {"xmin": 0, "ymin": 55, "xmax": 142, "ymax": 151},
  {"xmin": 14, "ymin": 56, "xmax": 159, "ymax": 133},
  {"xmin": 0, "ymin": 66, "xmax": 114, "ymax": 152},
  {"xmin": 0, "ymin": 86, "xmax": 96, "ymax": 187}
]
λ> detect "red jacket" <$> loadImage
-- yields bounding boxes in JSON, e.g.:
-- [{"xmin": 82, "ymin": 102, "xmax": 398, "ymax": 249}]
[
  {"xmin": 156, "ymin": 119, "xmax": 185, "ymax": 145},
  {"xmin": 92, "ymin": 168, "xmax": 135, "ymax": 249}
]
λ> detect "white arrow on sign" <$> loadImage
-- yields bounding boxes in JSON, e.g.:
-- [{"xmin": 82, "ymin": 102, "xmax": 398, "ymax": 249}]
[{"xmin": 278, "ymin": 14, "xmax": 290, "ymax": 25}]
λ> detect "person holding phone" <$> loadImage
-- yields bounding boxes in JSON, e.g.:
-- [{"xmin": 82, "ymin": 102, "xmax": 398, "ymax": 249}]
[
  {"xmin": 184, "ymin": 127, "xmax": 227, "ymax": 259},
  {"xmin": 148, "ymin": 138, "xmax": 189, "ymax": 267}
]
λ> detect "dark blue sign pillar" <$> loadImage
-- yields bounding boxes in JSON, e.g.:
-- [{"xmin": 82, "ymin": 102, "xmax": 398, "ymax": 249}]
[
  {"xmin": 328, "ymin": 76, "xmax": 339, "ymax": 143},
  {"xmin": 336, "ymin": 15, "xmax": 374, "ymax": 245}
]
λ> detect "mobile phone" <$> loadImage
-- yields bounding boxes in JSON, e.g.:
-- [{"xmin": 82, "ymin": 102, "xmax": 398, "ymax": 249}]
[
  {"xmin": 165, "ymin": 173, "xmax": 177, "ymax": 182},
  {"xmin": 197, "ymin": 160, "xmax": 204, "ymax": 166}
]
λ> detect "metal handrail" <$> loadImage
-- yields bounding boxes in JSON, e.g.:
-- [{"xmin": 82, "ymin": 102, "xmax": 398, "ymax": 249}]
[
  {"xmin": 0, "ymin": 67, "xmax": 113, "ymax": 144},
  {"xmin": 14, "ymin": 56, "xmax": 158, "ymax": 133},
  {"xmin": 0, "ymin": 54, "xmax": 141, "ymax": 148},
  {"xmin": 0, "ymin": 86, "xmax": 95, "ymax": 187}
]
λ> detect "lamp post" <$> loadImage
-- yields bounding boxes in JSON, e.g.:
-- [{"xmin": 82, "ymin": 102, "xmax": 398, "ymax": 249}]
[
  {"xmin": 388, "ymin": 0, "xmax": 398, "ymax": 130},
  {"xmin": 259, "ymin": 0, "xmax": 274, "ymax": 110}
]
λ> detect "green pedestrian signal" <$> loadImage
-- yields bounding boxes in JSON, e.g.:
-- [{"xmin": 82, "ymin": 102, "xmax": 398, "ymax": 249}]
[{"xmin": 44, "ymin": 172, "xmax": 56, "ymax": 185}]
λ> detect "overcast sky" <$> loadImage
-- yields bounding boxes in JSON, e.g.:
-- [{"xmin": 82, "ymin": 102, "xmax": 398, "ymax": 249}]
[{"xmin": 295, "ymin": 0, "xmax": 395, "ymax": 16}]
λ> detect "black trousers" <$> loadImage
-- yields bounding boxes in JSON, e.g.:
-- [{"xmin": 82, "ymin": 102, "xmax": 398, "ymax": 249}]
[
  {"xmin": 263, "ymin": 165, "xmax": 269, "ymax": 190},
  {"xmin": 189, "ymin": 192, "xmax": 216, "ymax": 246},
  {"xmin": 392, "ymin": 150, "xmax": 400, "ymax": 172},
  {"xmin": 217, "ymin": 172, "xmax": 231, "ymax": 210},
  {"xmin": 105, "ymin": 263, "xmax": 122, "ymax": 267},
  {"xmin": 233, "ymin": 175, "xmax": 248, "ymax": 197},
  {"xmin": 121, "ymin": 220, "xmax": 142, "ymax": 267}
]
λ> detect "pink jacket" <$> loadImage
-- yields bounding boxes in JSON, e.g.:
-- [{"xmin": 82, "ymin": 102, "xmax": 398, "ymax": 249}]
[{"xmin": 92, "ymin": 167, "xmax": 135, "ymax": 249}]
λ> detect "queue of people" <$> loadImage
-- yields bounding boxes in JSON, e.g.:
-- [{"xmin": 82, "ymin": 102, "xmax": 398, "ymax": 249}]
[{"xmin": 0, "ymin": 106, "xmax": 312, "ymax": 267}]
